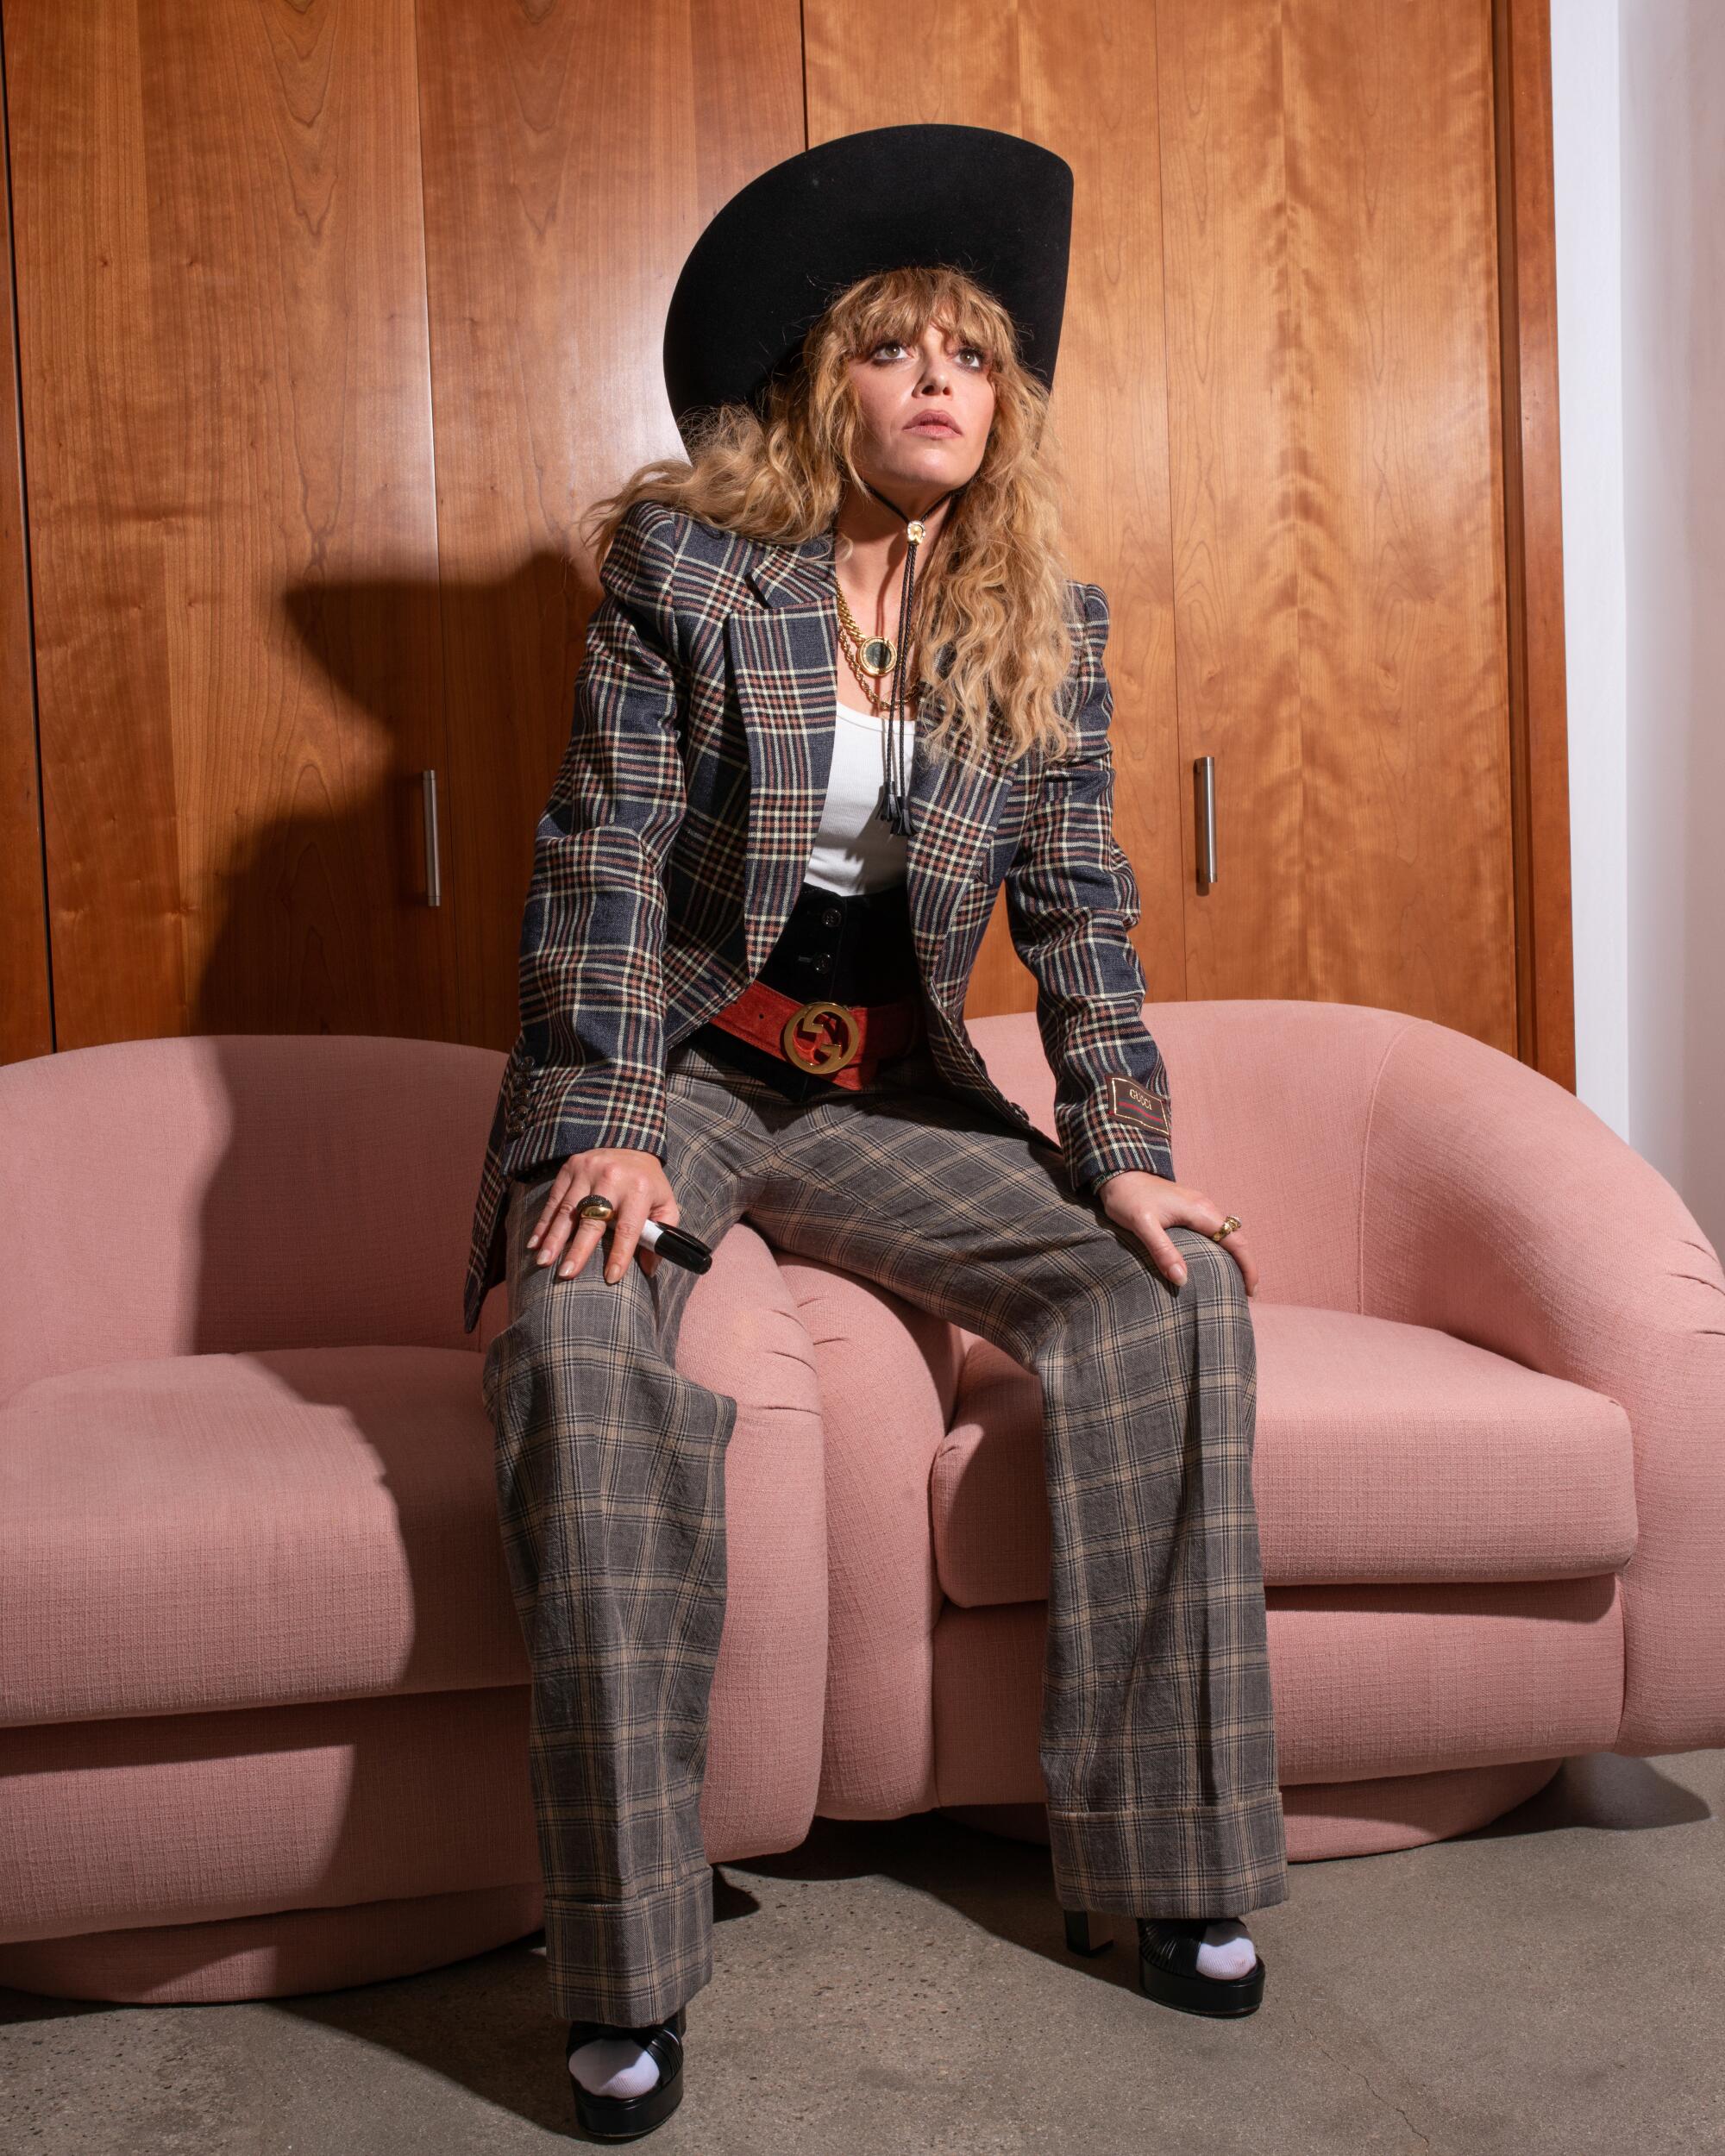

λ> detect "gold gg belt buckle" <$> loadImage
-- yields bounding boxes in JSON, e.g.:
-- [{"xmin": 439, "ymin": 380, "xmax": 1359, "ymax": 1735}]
[{"xmin": 781, "ymin": 998, "xmax": 862, "ymax": 1075}]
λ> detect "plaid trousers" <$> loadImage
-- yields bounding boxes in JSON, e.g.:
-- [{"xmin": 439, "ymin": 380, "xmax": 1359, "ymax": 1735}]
[{"xmin": 481, "ymin": 1031, "xmax": 1288, "ymax": 2026}]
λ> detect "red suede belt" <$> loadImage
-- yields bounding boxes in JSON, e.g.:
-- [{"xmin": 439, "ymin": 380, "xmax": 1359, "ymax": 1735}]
[{"xmin": 705, "ymin": 977, "xmax": 924, "ymax": 1089}]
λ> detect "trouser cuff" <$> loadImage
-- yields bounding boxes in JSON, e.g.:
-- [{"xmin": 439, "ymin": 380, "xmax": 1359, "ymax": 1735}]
[
  {"xmin": 1046, "ymin": 1796, "xmax": 1291, "ymax": 1918},
  {"xmin": 543, "ymin": 1870, "xmax": 714, "ymax": 2025}
]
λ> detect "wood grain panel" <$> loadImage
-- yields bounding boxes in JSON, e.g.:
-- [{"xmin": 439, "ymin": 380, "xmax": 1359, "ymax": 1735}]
[
  {"xmin": 6, "ymin": 2, "xmax": 180, "ymax": 1043},
  {"xmin": 1151, "ymin": 0, "xmax": 1306, "ymax": 999},
  {"xmin": 0, "ymin": 32, "xmax": 53, "ymax": 1065},
  {"xmin": 1157, "ymin": 0, "xmax": 1514, "ymax": 1040},
  {"xmin": 806, "ymin": 0, "xmax": 1189, "ymax": 1025},
  {"xmin": 1020, "ymin": 1, "xmax": 1188, "ymax": 1012},
  {"xmin": 0, "ymin": 0, "xmax": 1565, "ymax": 1083},
  {"xmin": 6, "ymin": 0, "xmax": 448, "ymax": 1047},
  {"xmin": 807, "ymin": 0, "xmax": 1017, "ymax": 131},
  {"xmin": 1495, "ymin": 0, "xmax": 1575, "ymax": 1084},
  {"xmin": 1284, "ymin": 0, "xmax": 1514, "ymax": 1042},
  {"xmin": 811, "ymin": 0, "xmax": 1522, "ymax": 1056},
  {"xmin": 418, "ymin": 0, "xmax": 806, "ymax": 1050}
]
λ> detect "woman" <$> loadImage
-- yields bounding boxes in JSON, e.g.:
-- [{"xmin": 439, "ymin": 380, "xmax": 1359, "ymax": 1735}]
[{"xmin": 475, "ymin": 123, "xmax": 1287, "ymax": 2142}]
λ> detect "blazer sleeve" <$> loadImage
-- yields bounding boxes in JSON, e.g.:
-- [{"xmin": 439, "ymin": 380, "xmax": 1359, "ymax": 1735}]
[
  {"xmin": 501, "ymin": 497, "xmax": 687, "ymax": 1175},
  {"xmin": 1002, "ymin": 580, "xmax": 1177, "ymax": 1196}
]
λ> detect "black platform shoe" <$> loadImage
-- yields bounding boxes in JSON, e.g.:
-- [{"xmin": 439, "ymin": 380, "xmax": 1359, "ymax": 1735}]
[
  {"xmin": 565, "ymin": 2006, "xmax": 686, "ymax": 2141},
  {"xmin": 1062, "ymin": 1908, "xmax": 1266, "ymax": 2019}
]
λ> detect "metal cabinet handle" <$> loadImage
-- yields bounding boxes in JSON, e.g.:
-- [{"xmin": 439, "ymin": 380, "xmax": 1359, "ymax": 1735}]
[
  {"xmin": 421, "ymin": 769, "xmax": 442, "ymax": 907},
  {"xmin": 1195, "ymin": 755, "xmax": 1217, "ymax": 888}
]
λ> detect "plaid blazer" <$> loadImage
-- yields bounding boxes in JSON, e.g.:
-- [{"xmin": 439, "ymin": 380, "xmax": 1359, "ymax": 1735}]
[{"xmin": 462, "ymin": 498, "xmax": 1176, "ymax": 1333}]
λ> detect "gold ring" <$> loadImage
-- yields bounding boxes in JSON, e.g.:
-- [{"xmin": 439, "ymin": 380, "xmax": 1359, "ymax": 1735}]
[
  {"xmin": 1210, "ymin": 1214, "xmax": 1242, "ymax": 1242},
  {"xmin": 574, "ymin": 1194, "xmax": 617, "ymax": 1223},
  {"xmin": 782, "ymin": 999, "xmax": 862, "ymax": 1075}
]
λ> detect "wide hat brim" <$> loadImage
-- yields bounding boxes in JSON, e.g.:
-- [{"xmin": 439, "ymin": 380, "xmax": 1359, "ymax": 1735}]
[{"xmin": 662, "ymin": 123, "xmax": 1074, "ymax": 453}]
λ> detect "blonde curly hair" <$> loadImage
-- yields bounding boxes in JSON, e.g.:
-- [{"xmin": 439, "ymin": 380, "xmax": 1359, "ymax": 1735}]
[{"xmin": 580, "ymin": 263, "xmax": 1086, "ymax": 771}]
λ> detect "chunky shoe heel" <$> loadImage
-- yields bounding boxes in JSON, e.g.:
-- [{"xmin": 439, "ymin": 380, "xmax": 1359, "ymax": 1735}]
[
  {"xmin": 566, "ymin": 2004, "xmax": 687, "ymax": 2141},
  {"xmin": 1136, "ymin": 1917, "xmax": 1265, "ymax": 2018}
]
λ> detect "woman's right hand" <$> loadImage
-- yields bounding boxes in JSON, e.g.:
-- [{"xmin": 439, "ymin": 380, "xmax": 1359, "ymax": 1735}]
[{"xmin": 526, "ymin": 1148, "xmax": 681, "ymax": 1284}]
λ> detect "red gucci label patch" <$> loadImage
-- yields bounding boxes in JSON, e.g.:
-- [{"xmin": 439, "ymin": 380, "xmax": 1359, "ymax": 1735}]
[{"xmin": 1106, "ymin": 1073, "xmax": 1172, "ymax": 1140}]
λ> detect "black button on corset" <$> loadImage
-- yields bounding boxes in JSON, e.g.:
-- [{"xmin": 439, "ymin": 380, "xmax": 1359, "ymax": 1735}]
[{"xmin": 689, "ymin": 876, "xmax": 923, "ymax": 1102}]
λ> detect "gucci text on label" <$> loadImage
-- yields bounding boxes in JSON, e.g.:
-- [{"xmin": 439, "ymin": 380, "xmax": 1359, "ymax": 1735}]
[{"xmin": 1106, "ymin": 1072, "xmax": 1172, "ymax": 1144}]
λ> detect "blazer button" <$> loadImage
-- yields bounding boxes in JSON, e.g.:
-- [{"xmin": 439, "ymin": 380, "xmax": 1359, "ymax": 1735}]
[{"xmin": 821, "ymin": 905, "xmax": 842, "ymax": 928}]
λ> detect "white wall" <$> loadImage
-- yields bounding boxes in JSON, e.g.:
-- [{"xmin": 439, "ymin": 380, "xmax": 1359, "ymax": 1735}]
[
  {"xmin": 1550, "ymin": 0, "xmax": 1723, "ymax": 1249},
  {"xmin": 1550, "ymin": 3, "xmax": 1628, "ymax": 1142}
]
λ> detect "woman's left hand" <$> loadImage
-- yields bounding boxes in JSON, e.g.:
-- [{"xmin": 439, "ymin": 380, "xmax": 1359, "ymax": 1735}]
[{"xmin": 1096, "ymin": 1170, "xmax": 1258, "ymax": 1298}]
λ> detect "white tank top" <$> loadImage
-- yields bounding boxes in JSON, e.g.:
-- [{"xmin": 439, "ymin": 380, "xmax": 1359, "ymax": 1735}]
[{"xmin": 802, "ymin": 689, "xmax": 918, "ymax": 894}]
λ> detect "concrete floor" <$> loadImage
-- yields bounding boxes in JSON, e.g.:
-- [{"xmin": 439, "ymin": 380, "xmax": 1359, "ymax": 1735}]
[{"xmin": 3, "ymin": 1747, "xmax": 1722, "ymax": 2155}]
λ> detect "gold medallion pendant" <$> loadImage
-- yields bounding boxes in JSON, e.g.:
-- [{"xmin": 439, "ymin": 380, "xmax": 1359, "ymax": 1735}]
[{"xmin": 834, "ymin": 580, "xmax": 900, "ymax": 679}]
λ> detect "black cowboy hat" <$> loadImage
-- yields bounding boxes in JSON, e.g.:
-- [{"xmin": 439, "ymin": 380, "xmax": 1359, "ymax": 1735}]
[{"xmin": 662, "ymin": 123, "xmax": 1074, "ymax": 453}]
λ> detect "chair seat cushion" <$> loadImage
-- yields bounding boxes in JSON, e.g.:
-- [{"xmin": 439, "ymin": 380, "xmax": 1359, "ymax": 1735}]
[
  {"xmin": 0, "ymin": 1347, "xmax": 526, "ymax": 1727},
  {"xmin": 932, "ymin": 1302, "xmax": 1638, "ymax": 1608}
]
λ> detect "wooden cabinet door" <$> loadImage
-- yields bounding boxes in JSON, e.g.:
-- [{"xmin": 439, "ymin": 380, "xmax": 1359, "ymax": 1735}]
[
  {"xmin": 823, "ymin": 0, "xmax": 1531, "ymax": 1060},
  {"xmin": 4, "ymin": 2, "xmax": 455, "ymax": 1049},
  {"xmin": 3, "ymin": 0, "xmax": 1561, "ymax": 1077},
  {"xmin": 414, "ymin": 0, "xmax": 805, "ymax": 1051},
  {"xmin": 1158, "ymin": 0, "xmax": 1515, "ymax": 1052},
  {"xmin": 3, "ymin": 0, "xmax": 804, "ymax": 1060}
]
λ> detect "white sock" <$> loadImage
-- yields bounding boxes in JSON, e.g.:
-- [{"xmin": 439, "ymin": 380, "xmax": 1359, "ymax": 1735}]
[
  {"xmin": 1194, "ymin": 1918, "xmax": 1258, "ymax": 1978},
  {"xmin": 569, "ymin": 2033, "xmax": 662, "ymax": 2099}
]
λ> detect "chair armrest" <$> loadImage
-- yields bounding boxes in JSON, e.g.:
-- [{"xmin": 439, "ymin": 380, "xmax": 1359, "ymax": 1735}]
[{"xmin": 1361, "ymin": 1017, "xmax": 1725, "ymax": 1753}]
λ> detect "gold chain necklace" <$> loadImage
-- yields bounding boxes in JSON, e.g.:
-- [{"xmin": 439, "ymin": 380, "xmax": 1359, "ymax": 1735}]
[
  {"xmin": 833, "ymin": 548, "xmax": 923, "ymax": 713},
  {"xmin": 836, "ymin": 617, "xmax": 919, "ymax": 711},
  {"xmin": 833, "ymin": 574, "xmax": 901, "ymax": 676}
]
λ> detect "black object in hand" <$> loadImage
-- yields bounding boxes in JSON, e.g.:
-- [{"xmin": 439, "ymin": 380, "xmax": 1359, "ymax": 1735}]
[{"xmin": 638, "ymin": 1219, "xmax": 712, "ymax": 1274}]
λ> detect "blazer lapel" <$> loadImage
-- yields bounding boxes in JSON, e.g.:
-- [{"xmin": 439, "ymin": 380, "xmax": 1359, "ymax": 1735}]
[
  {"xmin": 729, "ymin": 528, "xmax": 1011, "ymax": 990},
  {"xmin": 728, "ymin": 536, "xmax": 839, "ymax": 978}
]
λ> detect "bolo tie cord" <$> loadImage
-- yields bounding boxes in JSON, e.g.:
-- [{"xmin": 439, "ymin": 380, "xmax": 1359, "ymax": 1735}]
[{"xmin": 856, "ymin": 475, "xmax": 961, "ymax": 837}]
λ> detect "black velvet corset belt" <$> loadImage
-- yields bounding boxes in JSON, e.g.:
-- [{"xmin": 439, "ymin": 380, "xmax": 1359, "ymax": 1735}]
[
  {"xmin": 511, "ymin": 880, "xmax": 928, "ymax": 1191},
  {"xmin": 687, "ymin": 875, "xmax": 924, "ymax": 1103}
]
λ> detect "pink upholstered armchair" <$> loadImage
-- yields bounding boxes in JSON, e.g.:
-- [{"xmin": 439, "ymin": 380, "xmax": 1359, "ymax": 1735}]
[
  {"xmin": 2, "ymin": 1002, "xmax": 1720, "ymax": 2003},
  {"xmin": 808, "ymin": 1000, "xmax": 1725, "ymax": 1866}
]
